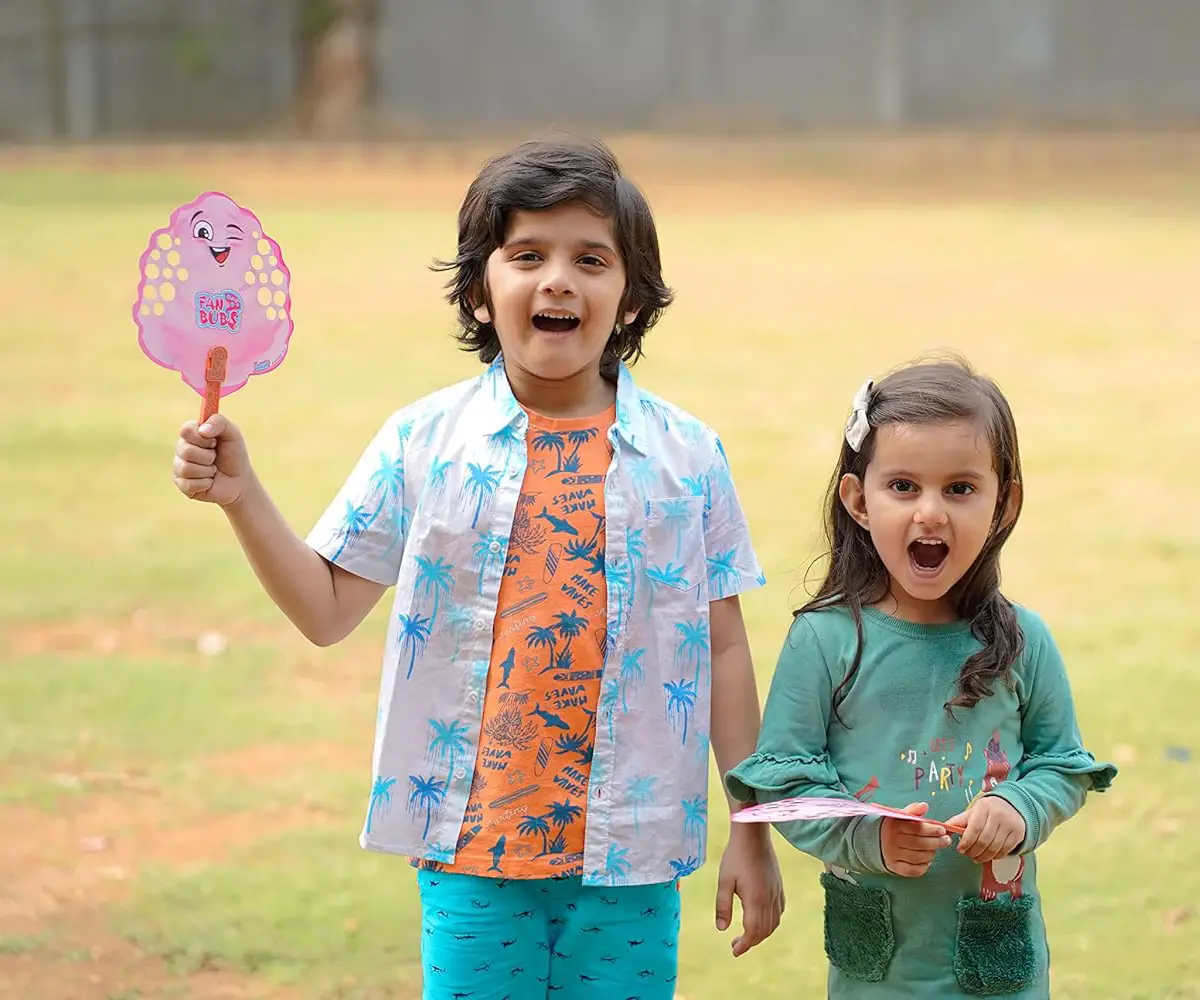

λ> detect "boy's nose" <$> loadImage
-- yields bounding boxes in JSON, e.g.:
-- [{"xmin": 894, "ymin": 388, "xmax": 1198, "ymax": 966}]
[{"xmin": 540, "ymin": 258, "xmax": 576, "ymax": 295}]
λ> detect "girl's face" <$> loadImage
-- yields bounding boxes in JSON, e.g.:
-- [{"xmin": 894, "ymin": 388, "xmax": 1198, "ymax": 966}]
[
  {"xmin": 839, "ymin": 420, "xmax": 1013, "ymax": 623},
  {"xmin": 474, "ymin": 202, "xmax": 638, "ymax": 409}
]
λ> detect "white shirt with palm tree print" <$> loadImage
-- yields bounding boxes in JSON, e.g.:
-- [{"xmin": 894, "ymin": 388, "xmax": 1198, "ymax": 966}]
[{"xmin": 306, "ymin": 355, "xmax": 765, "ymax": 887}]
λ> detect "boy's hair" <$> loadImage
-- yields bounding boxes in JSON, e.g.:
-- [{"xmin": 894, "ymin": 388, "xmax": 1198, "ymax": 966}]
[
  {"xmin": 802, "ymin": 356, "xmax": 1025, "ymax": 720},
  {"xmin": 433, "ymin": 135, "xmax": 674, "ymax": 369}
]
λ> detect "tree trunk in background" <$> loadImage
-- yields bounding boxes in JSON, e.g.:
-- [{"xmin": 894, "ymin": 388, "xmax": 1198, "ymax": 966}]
[{"xmin": 295, "ymin": 0, "xmax": 375, "ymax": 136}]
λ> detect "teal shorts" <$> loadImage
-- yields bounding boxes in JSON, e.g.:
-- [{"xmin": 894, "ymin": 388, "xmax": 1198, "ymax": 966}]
[{"xmin": 417, "ymin": 869, "xmax": 681, "ymax": 999}]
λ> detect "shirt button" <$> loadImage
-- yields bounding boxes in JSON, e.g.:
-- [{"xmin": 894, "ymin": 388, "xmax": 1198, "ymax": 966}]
[
  {"xmin": 455, "ymin": 768, "xmax": 466, "ymax": 779},
  {"xmin": 468, "ymin": 691, "xmax": 479, "ymax": 703},
  {"xmin": 489, "ymin": 541, "xmax": 501, "ymax": 554}
]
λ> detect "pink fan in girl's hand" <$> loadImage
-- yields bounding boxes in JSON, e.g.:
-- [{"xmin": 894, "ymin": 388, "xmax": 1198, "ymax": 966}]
[
  {"xmin": 133, "ymin": 191, "xmax": 294, "ymax": 422},
  {"xmin": 732, "ymin": 797, "xmax": 965, "ymax": 834}
]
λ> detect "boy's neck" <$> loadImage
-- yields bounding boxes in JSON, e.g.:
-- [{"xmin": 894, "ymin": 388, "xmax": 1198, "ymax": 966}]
[{"xmin": 506, "ymin": 363, "xmax": 616, "ymax": 419}]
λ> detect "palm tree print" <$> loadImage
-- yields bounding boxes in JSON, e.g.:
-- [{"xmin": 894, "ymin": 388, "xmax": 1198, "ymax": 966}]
[
  {"xmin": 365, "ymin": 775, "xmax": 396, "ymax": 834},
  {"xmin": 546, "ymin": 799, "xmax": 583, "ymax": 837},
  {"xmin": 660, "ymin": 498, "xmax": 693, "ymax": 558},
  {"xmin": 625, "ymin": 527, "xmax": 647, "ymax": 604},
  {"xmin": 531, "ymin": 429, "xmax": 566, "ymax": 474},
  {"xmin": 330, "ymin": 500, "xmax": 374, "ymax": 562},
  {"xmin": 674, "ymin": 618, "xmax": 709, "ymax": 681},
  {"xmin": 526, "ymin": 624, "xmax": 558, "ymax": 673},
  {"xmin": 682, "ymin": 795, "xmax": 708, "ymax": 855},
  {"xmin": 487, "ymin": 423, "xmax": 522, "ymax": 463},
  {"xmin": 628, "ymin": 457, "xmax": 658, "ymax": 500},
  {"xmin": 706, "ymin": 549, "xmax": 741, "ymax": 599},
  {"xmin": 517, "ymin": 812, "xmax": 552, "ymax": 855},
  {"xmin": 670, "ymin": 856, "xmax": 701, "ymax": 878},
  {"xmin": 471, "ymin": 532, "xmax": 507, "ymax": 595},
  {"xmin": 639, "ymin": 396, "xmax": 671, "ymax": 431},
  {"xmin": 646, "ymin": 563, "xmax": 689, "ymax": 614},
  {"xmin": 461, "ymin": 462, "xmax": 501, "ymax": 529},
  {"xmin": 553, "ymin": 610, "xmax": 588, "ymax": 664},
  {"xmin": 397, "ymin": 612, "xmax": 432, "ymax": 679},
  {"xmin": 664, "ymin": 678, "xmax": 698, "ymax": 746},
  {"xmin": 413, "ymin": 555, "xmax": 454, "ymax": 626},
  {"xmin": 564, "ymin": 427, "xmax": 599, "ymax": 467},
  {"xmin": 564, "ymin": 538, "xmax": 604, "ymax": 576},
  {"xmin": 626, "ymin": 774, "xmax": 658, "ymax": 834},
  {"xmin": 618, "ymin": 647, "xmax": 645, "ymax": 711},
  {"xmin": 426, "ymin": 718, "xmax": 471, "ymax": 777},
  {"xmin": 443, "ymin": 602, "xmax": 476, "ymax": 658},
  {"xmin": 427, "ymin": 457, "xmax": 454, "ymax": 498},
  {"xmin": 406, "ymin": 773, "xmax": 447, "ymax": 840},
  {"xmin": 604, "ymin": 842, "xmax": 633, "ymax": 886}
]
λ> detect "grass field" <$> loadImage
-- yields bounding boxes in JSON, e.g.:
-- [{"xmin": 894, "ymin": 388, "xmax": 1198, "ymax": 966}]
[{"xmin": 1, "ymin": 137, "xmax": 1197, "ymax": 999}]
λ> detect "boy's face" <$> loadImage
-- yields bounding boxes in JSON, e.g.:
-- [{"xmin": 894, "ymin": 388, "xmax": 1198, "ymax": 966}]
[{"xmin": 475, "ymin": 202, "xmax": 637, "ymax": 392}]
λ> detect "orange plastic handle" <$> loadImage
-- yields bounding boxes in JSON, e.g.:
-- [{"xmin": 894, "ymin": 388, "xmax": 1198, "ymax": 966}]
[{"xmin": 200, "ymin": 346, "xmax": 228, "ymax": 423}]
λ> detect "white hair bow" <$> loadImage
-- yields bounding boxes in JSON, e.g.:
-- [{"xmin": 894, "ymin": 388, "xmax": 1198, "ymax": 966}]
[{"xmin": 844, "ymin": 379, "xmax": 874, "ymax": 452}]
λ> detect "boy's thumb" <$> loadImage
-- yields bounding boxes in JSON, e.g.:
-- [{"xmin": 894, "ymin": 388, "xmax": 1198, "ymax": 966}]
[{"xmin": 198, "ymin": 413, "xmax": 236, "ymax": 441}]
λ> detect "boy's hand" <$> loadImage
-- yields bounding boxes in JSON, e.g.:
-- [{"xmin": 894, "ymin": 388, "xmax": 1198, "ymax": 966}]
[
  {"xmin": 946, "ymin": 796, "xmax": 1026, "ymax": 863},
  {"xmin": 173, "ymin": 414, "xmax": 254, "ymax": 508},
  {"xmin": 715, "ymin": 823, "xmax": 785, "ymax": 957},
  {"xmin": 881, "ymin": 801, "xmax": 952, "ymax": 877}
]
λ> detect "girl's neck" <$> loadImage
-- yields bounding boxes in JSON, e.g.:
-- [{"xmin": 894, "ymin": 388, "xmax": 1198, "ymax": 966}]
[
  {"xmin": 506, "ymin": 362, "xmax": 616, "ymax": 419},
  {"xmin": 872, "ymin": 586, "xmax": 960, "ymax": 626}
]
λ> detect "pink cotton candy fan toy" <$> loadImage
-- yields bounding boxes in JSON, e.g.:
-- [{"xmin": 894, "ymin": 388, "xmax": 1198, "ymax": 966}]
[
  {"xmin": 133, "ymin": 191, "xmax": 294, "ymax": 421},
  {"xmin": 732, "ymin": 797, "xmax": 966, "ymax": 834}
]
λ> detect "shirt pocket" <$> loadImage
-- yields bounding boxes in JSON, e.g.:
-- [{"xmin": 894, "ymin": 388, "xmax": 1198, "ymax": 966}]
[{"xmin": 641, "ymin": 495, "xmax": 708, "ymax": 603}]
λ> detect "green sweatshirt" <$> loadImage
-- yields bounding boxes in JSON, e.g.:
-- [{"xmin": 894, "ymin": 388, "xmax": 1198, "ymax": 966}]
[{"xmin": 726, "ymin": 604, "xmax": 1116, "ymax": 999}]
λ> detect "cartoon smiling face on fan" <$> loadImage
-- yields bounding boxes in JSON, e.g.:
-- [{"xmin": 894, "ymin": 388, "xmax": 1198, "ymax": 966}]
[{"xmin": 134, "ymin": 191, "xmax": 294, "ymax": 398}]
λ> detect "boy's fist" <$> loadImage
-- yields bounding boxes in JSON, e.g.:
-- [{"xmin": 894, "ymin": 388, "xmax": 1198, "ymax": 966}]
[{"xmin": 173, "ymin": 414, "xmax": 253, "ymax": 508}]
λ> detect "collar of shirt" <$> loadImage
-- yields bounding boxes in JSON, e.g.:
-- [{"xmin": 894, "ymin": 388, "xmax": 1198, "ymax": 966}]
[{"xmin": 467, "ymin": 355, "xmax": 650, "ymax": 455}]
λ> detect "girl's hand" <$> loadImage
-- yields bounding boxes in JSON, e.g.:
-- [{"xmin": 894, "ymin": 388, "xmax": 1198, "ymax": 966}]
[
  {"xmin": 946, "ymin": 796, "xmax": 1026, "ymax": 863},
  {"xmin": 173, "ymin": 414, "xmax": 255, "ymax": 508},
  {"xmin": 881, "ymin": 801, "xmax": 952, "ymax": 877}
]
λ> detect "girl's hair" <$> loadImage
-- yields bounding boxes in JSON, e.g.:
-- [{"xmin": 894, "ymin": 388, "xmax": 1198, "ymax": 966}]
[
  {"xmin": 432, "ymin": 134, "xmax": 674, "ymax": 372},
  {"xmin": 801, "ymin": 357, "xmax": 1025, "ymax": 720}
]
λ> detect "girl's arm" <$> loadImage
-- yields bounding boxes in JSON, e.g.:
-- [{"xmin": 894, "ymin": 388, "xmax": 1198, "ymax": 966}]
[
  {"xmin": 980, "ymin": 609, "xmax": 1117, "ymax": 854},
  {"xmin": 724, "ymin": 616, "xmax": 890, "ymax": 876}
]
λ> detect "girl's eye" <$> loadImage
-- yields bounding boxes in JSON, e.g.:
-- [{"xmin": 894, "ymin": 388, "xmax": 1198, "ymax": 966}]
[
  {"xmin": 512, "ymin": 251, "xmax": 541, "ymax": 263},
  {"xmin": 577, "ymin": 254, "xmax": 606, "ymax": 267},
  {"xmin": 947, "ymin": 483, "xmax": 976, "ymax": 496},
  {"xmin": 889, "ymin": 480, "xmax": 917, "ymax": 494},
  {"xmin": 192, "ymin": 220, "xmax": 213, "ymax": 241}
]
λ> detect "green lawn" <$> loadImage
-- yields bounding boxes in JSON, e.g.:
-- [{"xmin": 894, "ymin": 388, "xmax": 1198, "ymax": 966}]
[{"xmin": 1, "ymin": 144, "xmax": 1196, "ymax": 999}]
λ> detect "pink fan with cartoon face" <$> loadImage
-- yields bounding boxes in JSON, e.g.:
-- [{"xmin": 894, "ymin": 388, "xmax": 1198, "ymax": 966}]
[{"xmin": 133, "ymin": 191, "xmax": 293, "ymax": 420}]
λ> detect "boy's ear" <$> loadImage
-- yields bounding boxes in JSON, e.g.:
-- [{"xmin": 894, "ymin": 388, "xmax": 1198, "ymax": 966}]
[
  {"xmin": 473, "ymin": 303, "xmax": 491, "ymax": 324},
  {"xmin": 622, "ymin": 306, "xmax": 640, "ymax": 326},
  {"xmin": 838, "ymin": 474, "xmax": 870, "ymax": 530}
]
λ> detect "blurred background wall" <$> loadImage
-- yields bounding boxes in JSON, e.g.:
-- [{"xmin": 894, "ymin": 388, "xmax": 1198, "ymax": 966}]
[{"xmin": 5, "ymin": 0, "xmax": 1200, "ymax": 142}]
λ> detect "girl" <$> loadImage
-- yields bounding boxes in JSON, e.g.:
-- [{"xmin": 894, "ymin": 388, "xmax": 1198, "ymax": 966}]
[
  {"xmin": 725, "ymin": 358, "xmax": 1116, "ymax": 998},
  {"xmin": 172, "ymin": 135, "xmax": 783, "ymax": 999}
]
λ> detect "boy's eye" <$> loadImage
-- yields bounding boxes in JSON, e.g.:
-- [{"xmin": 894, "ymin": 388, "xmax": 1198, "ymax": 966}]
[{"xmin": 889, "ymin": 480, "xmax": 917, "ymax": 494}]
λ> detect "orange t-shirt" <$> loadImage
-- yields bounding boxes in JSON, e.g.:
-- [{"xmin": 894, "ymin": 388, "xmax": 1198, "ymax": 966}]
[{"xmin": 438, "ymin": 405, "xmax": 614, "ymax": 878}]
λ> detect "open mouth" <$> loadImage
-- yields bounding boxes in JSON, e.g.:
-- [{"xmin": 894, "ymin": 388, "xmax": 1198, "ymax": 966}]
[
  {"xmin": 908, "ymin": 538, "xmax": 949, "ymax": 575},
  {"xmin": 209, "ymin": 245, "xmax": 230, "ymax": 265},
  {"xmin": 531, "ymin": 311, "xmax": 580, "ymax": 334}
]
